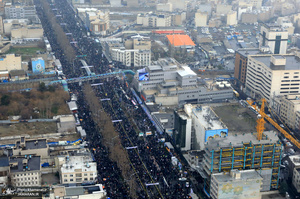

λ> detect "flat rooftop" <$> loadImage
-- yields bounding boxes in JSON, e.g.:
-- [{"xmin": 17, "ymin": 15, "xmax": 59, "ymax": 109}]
[
  {"xmin": 206, "ymin": 131, "xmax": 279, "ymax": 151},
  {"xmin": 289, "ymin": 155, "xmax": 300, "ymax": 167},
  {"xmin": 185, "ymin": 104, "xmax": 227, "ymax": 130},
  {"xmin": 10, "ymin": 156, "xmax": 40, "ymax": 173},
  {"xmin": 237, "ymin": 48, "xmax": 269, "ymax": 57},
  {"xmin": 15, "ymin": 139, "xmax": 47, "ymax": 150},
  {"xmin": 61, "ymin": 155, "xmax": 96, "ymax": 173},
  {"xmin": 251, "ymin": 55, "xmax": 300, "ymax": 70},
  {"xmin": 212, "ymin": 169, "xmax": 262, "ymax": 183}
]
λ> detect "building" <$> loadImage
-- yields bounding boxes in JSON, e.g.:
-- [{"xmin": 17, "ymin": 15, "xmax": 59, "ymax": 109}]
[
  {"xmin": 216, "ymin": 4, "xmax": 232, "ymax": 15},
  {"xmin": 133, "ymin": 58, "xmax": 233, "ymax": 106},
  {"xmin": 85, "ymin": 10, "xmax": 109, "ymax": 36},
  {"xmin": 226, "ymin": 11, "xmax": 237, "ymax": 26},
  {"xmin": 174, "ymin": 104, "xmax": 228, "ymax": 151},
  {"xmin": 4, "ymin": 4, "xmax": 39, "ymax": 23},
  {"xmin": 202, "ymin": 131, "xmax": 282, "ymax": 197},
  {"xmin": 0, "ymin": 157, "xmax": 9, "ymax": 187},
  {"xmin": 293, "ymin": 166, "xmax": 300, "ymax": 193},
  {"xmin": 166, "ymin": 34, "xmax": 195, "ymax": 52},
  {"xmin": 3, "ymin": 18, "xmax": 29, "ymax": 35},
  {"xmin": 234, "ymin": 48, "xmax": 271, "ymax": 89},
  {"xmin": 53, "ymin": 184, "xmax": 107, "ymax": 199},
  {"xmin": 195, "ymin": 11, "xmax": 208, "ymax": 27},
  {"xmin": 0, "ymin": 54, "xmax": 22, "ymax": 72},
  {"xmin": 137, "ymin": 13, "xmax": 171, "ymax": 27},
  {"xmin": 59, "ymin": 151, "xmax": 97, "ymax": 184},
  {"xmin": 11, "ymin": 24, "xmax": 43, "ymax": 44},
  {"xmin": 12, "ymin": 137, "xmax": 49, "ymax": 158},
  {"xmin": 111, "ymin": 48, "xmax": 151, "ymax": 67},
  {"xmin": 171, "ymin": 12, "xmax": 186, "ymax": 26},
  {"xmin": 174, "ymin": 108, "xmax": 192, "ymax": 151},
  {"xmin": 168, "ymin": 0, "xmax": 187, "ymax": 11},
  {"xmin": 279, "ymin": 94, "xmax": 300, "ymax": 130},
  {"xmin": 259, "ymin": 23, "xmax": 289, "ymax": 54},
  {"xmin": 210, "ymin": 170, "xmax": 263, "ymax": 199},
  {"xmin": 245, "ymin": 54, "xmax": 300, "ymax": 102},
  {"xmin": 9, "ymin": 156, "xmax": 42, "ymax": 187},
  {"xmin": 156, "ymin": 3, "xmax": 173, "ymax": 12},
  {"xmin": 241, "ymin": 13, "xmax": 257, "ymax": 24}
]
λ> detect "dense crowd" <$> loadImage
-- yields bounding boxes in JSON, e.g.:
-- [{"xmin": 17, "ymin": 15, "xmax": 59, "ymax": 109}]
[{"xmin": 35, "ymin": 0, "xmax": 192, "ymax": 198}]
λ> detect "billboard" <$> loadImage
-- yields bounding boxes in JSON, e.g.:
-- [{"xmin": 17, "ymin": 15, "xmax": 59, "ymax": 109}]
[
  {"xmin": 139, "ymin": 72, "xmax": 149, "ymax": 81},
  {"xmin": 205, "ymin": 129, "xmax": 228, "ymax": 142},
  {"xmin": 138, "ymin": 68, "xmax": 149, "ymax": 81},
  {"xmin": 32, "ymin": 58, "xmax": 45, "ymax": 74}
]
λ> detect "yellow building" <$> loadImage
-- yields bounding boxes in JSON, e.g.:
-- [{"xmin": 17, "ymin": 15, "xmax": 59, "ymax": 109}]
[{"xmin": 0, "ymin": 54, "xmax": 22, "ymax": 72}]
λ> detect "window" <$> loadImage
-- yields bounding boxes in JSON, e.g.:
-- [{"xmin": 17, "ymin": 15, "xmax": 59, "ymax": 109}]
[
  {"xmin": 84, "ymin": 178, "xmax": 88, "ymax": 181},
  {"xmin": 64, "ymin": 179, "xmax": 67, "ymax": 182},
  {"xmin": 90, "ymin": 173, "xmax": 93, "ymax": 176},
  {"xmin": 84, "ymin": 173, "xmax": 87, "ymax": 176},
  {"xmin": 70, "ymin": 174, "xmax": 73, "ymax": 177},
  {"xmin": 70, "ymin": 179, "xmax": 73, "ymax": 182},
  {"xmin": 90, "ymin": 177, "xmax": 93, "ymax": 180},
  {"xmin": 294, "ymin": 76, "xmax": 299, "ymax": 78},
  {"xmin": 64, "ymin": 175, "xmax": 67, "ymax": 177}
]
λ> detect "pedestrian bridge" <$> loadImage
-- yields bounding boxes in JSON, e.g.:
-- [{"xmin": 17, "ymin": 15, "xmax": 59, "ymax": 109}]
[{"xmin": 48, "ymin": 70, "xmax": 135, "ymax": 86}]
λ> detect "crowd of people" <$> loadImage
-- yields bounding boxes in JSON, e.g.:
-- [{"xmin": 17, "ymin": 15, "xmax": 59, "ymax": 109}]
[{"xmin": 35, "ymin": 0, "xmax": 192, "ymax": 198}]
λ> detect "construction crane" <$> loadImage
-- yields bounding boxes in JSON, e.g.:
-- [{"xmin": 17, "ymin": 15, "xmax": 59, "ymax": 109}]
[{"xmin": 246, "ymin": 98, "xmax": 300, "ymax": 149}]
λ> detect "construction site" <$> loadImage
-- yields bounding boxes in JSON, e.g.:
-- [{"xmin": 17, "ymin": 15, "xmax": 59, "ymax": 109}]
[{"xmin": 202, "ymin": 131, "xmax": 282, "ymax": 195}]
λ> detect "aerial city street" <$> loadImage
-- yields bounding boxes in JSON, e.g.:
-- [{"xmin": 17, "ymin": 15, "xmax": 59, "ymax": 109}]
[{"xmin": 0, "ymin": 0, "xmax": 300, "ymax": 198}]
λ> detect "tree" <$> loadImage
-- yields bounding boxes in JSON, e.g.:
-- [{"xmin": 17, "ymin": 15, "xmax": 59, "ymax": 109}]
[
  {"xmin": 1, "ymin": 94, "xmax": 10, "ymax": 106},
  {"xmin": 38, "ymin": 82, "xmax": 47, "ymax": 92}
]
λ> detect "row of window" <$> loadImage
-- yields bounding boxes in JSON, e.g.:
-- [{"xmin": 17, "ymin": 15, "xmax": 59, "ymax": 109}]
[
  {"xmin": 63, "ymin": 173, "xmax": 93, "ymax": 177},
  {"xmin": 13, "ymin": 173, "xmax": 37, "ymax": 177},
  {"xmin": 14, "ymin": 177, "xmax": 38, "ymax": 181},
  {"xmin": 15, "ymin": 181, "xmax": 38, "ymax": 186},
  {"xmin": 63, "ymin": 177, "xmax": 94, "ymax": 182}
]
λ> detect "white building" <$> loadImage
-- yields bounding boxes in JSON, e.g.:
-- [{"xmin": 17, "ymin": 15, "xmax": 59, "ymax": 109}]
[
  {"xmin": 156, "ymin": 3, "xmax": 173, "ymax": 12},
  {"xmin": 293, "ymin": 167, "xmax": 300, "ymax": 193},
  {"xmin": 226, "ymin": 11, "xmax": 237, "ymax": 26},
  {"xmin": 137, "ymin": 13, "xmax": 171, "ymax": 27},
  {"xmin": 245, "ymin": 54, "xmax": 300, "ymax": 102},
  {"xmin": 174, "ymin": 104, "xmax": 228, "ymax": 151},
  {"xmin": 210, "ymin": 170, "xmax": 263, "ymax": 199},
  {"xmin": 111, "ymin": 48, "xmax": 151, "ymax": 67},
  {"xmin": 53, "ymin": 184, "xmax": 107, "ymax": 199},
  {"xmin": 59, "ymin": 153, "xmax": 97, "ymax": 184},
  {"xmin": 195, "ymin": 11, "xmax": 208, "ymax": 27},
  {"xmin": 259, "ymin": 24, "xmax": 289, "ymax": 54},
  {"xmin": 9, "ymin": 156, "xmax": 42, "ymax": 187}
]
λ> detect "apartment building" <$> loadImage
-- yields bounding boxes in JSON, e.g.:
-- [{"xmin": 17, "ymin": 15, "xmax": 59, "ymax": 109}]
[
  {"xmin": 0, "ymin": 157, "xmax": 9, "ymax": 187},
  {"xmin": 4, "ymin": 3, "xmax": 39, "ymax": 23},
  {"xmin": 137, "ymin": 13, "xmax": 171, "ymax": 27},
  {"xmin": 195, "ymin": 11, "xmax": 208, "ymax": 27},
  {"xmin": 9, "ymin": 156, "xmax": 42, "ymax": 187},
  {"xmin": 279, "ymin": 94, "xmax": 300, "ymax": 130},
  {"xmin": 245, "ymin": 54, "xmax": 300, "ymax": 102},
  {"xmin": 226, "ymin": 11, "xmax": 237, "ymax": 26},
  {"xmin": 111, "ymin": 48, "xmax": 151, "ymax": 67},
  {"xmin": 202, "ymin": 131, "xmax": 282, "ymax": 197},
  {"xmin": 85, "ymin": 10, "xmax": 109, "ymax": 35},
  {"xmin": 210, "ymin": 170, "xmax": 263, "ymax": 199},
  {"xmin": 59, "ymin": 152, "xmax": 97, "ymax": 184},
  {"xmin": 259, "ymin": 23, "xmax": 288, "ymax": 54}
]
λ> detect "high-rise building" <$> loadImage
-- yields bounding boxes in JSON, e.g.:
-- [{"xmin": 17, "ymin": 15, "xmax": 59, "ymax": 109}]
[
  {"xmin": 226, "ymin": 11, "xmax": 237, "ymax": 26},
  {"xmin": 259, "ymin": 24, "xmax": 289, "ymax": 54},
  {"xmin": 195, "ymin": 11, "xmax": 208, "ymax": 27},
  {"xmin": 202, "ymin": 131, "xmax": 282, "ymax": 197},
  {"xmin": 4, "ymin": 4, "xmax": 39, "ymax": 23},
  {"xmin": 245, "ymin": 54, "xmax": 300, "ymax": 102}
]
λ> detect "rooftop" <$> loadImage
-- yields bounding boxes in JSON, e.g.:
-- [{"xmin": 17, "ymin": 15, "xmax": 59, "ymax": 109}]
[
  {"xmin": 166, "ymin": 35, "xmax": 195, "ymax": 47},
  {"xmin": 177, "ymin": 66, "xmax": 197, "ymax": 77},
  {"xmin": 206, "ymin": 131, "xmax": 280, "ymax": 151},
  {"xmin": 61, "ymin": 155, "xmax": 96, "ymax": 173},
  {"xmin": 15, "ymin": 138, "xmax": 47, "ymax": 150},
  {"xmin": 9, "ymin": 156, "xmax": 40, "ymax": 173},
  {"xmin": 251, "ymin": 55, "xmax": 300, "ymax": 70},
  {"xmin": 289, "ymin": 155, "xmax": 300, "ymax": 167},
  {"xmin": 185, "ymin": 104, "xmax": 227, "ymax": 130},
  {"xmin": 0, "ymin": 156, "xmax": 9, "ymax": 167},
  {"xmin": 212, "ymin": 169, "xmax": 262, "ymax": 183}
]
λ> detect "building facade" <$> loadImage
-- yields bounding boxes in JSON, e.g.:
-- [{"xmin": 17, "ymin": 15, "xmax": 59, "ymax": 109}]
[
  {"xmin": 259, "ymin": 24, "xmax": 288, "ymax": 54},
  {"xmin": 245, "ymin": 54, "xmax": 300, "ymax": 102},
  {"xmin": 202, "ymin": 131, "xmax": 282, "ymax": 197},
  {"xmin": 137, "ymin": 13, "xmax": 171, "ymax": 27},
  {"xmin": 59, "ymin": 155, "xmax": 97, "ymax": 184},
  {"xmin": 293, "ymin": 167, "xmax": 300, "ymax": 193},
  {"xmin": 111, "ymin": 48, "xmax": 151, "ymax": 67},
  {"xmin": 195, "ymin": 11, "xmax": 208, "ymax": 27},
  {"xmin": 279, "ymin": 94, "xmax": 300, "ymax": 130},
  {"xmin": 10, "ymin": 156, "xmax": 42, "ymax": 187},
  {"xmin": 4, "ymin": 4, "xmax": 39, "ymax": 23},
  {"xmin": 210, "ymin": 170, "xmax": 263, "ymax": 199}
]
